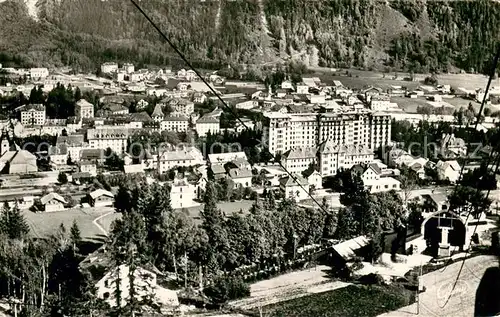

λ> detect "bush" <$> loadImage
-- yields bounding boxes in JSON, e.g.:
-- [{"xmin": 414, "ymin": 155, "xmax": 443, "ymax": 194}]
[{"xmin": 204, "ymin": 276, "xmax": 250, "ymax": 305}]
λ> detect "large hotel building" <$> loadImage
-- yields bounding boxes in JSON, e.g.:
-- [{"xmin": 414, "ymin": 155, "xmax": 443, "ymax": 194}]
[{"xmin": 263, "ymin": 110, "xmax": 391, "ymax": 176}]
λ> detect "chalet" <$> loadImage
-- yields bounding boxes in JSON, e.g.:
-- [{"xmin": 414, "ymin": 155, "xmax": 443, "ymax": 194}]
[
  {"xmin": 436, "ymin": 160, "xmax": 461, "ymax": 183},
  {"xmin": 279, "ymin": 173, "xmax": 309, "ymax": 201},
  {"xmin": 228, "ymin": 167, "xmax": 252, "ymax": 188},
  {"xmin": 39, "ymin": 192, "xmax": 67, "ymax": 212},
  {"xmin": 88, "ymin": 189, "xmax": 114, "ymax": 207}
]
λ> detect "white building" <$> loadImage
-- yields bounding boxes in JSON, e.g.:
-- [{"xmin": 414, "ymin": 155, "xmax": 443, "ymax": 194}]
[
  {"xmin": 157, "ymin": 147, "xmax": 204, "ymax": 174},
  {"xmin": 196, "ymin": 115, "xmax": 220, "ymax": 137},
  {"xmin": 21, "ymin": 104, "xmax": 46, "ymax": 126},
  {"xmin": 228, "ymin": 167, "xmax": 252, "ymax": 188},
  {"xmin": 78, "ymin": 161, "xmax": 97, "ymax": 176},
  {"xmin": 169, "ymin": 178, "xmax": 198, "ymax": 209},
  {"xmin": 40, "ymin": 192, "xmax": 66, "ymax": 212},
  {"xmin": 101, "ymin": 62, "xmax": 118, "ymax": 74},
  {"xmin": 279, "ymin": 174, "xmax": 310, "ymax": 201},
  {"xmin": 122, "ymin": 63, "xmax": 135, "ymax": 74},
  {"xmin": 160, "ymin": 115, "xmax": 189, "ymax": 132},
  {"xmin": 29, "ymin": 68, "xmax": 49, "ymax": 79},
  {"xmin": 208, "ymin": 152, "xmax": 249, "ymax": 167},
  {"xmin": 263, "ymin": 111, "xmax": 390, "ymax": 156},
  {"xmin": 436, "ymin": 160, "xmax": 461, "ymax": 183},
  {"xmin": 317, "ymin": 139, "xmax": 375, "ymax": 177},
  {"xmin": 281, "ymin": 147, "xmax": 316, "ymax": 174},
  {"xmin": 87, "ymin": 128, "xmax": 129, "ymax": 154},
  {"xmin": 75, "ymin": 99, "xmax": 94, "ymax": 119},
  {"xmin": 96, "ymin": 264, "xmax": 179, "ymax": 309}
]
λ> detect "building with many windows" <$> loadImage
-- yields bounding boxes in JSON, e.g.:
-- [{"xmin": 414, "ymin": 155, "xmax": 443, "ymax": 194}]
[
  {"xmin": 160, "ymin": 114, "xmax": 189, "ymax": 132},
  {"xmin": 75, "ymin": 99, "xmax": 94, "ymax": 119},
  {"xmin": 263, "ymin": 110, "xmax": 391, "ymax": 156},
  {"xmin": 281, "ymin": 147, "xmax": 316, "ymax": 174},
  {"xmin": 157, "ymin": 147, "xmax": 204, "ymax": 174},
  {"xmin": 21, "ymin": 104, "xmax": 46, "ymax": 126},
  {"xmin": 318, "ymin": 139, "xmax": 375, "ymax": 177},
  {"xmin": 87, "ymin": 128, "xmax": 129, "ymax": 154}
]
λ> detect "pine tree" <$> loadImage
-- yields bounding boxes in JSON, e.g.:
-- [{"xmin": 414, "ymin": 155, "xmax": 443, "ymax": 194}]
[
  {"xmin": 1, "ymin": 203, "xmax": 29, "ymax": 240},
  {"xmin": 70, "ymin": 220, "xmax": 81, "ymax": 251}
]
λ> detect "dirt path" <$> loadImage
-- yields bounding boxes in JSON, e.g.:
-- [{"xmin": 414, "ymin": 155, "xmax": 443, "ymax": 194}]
[{"xmin": 229, "ymin": 265, "xmax": 351, "ymax": 310}]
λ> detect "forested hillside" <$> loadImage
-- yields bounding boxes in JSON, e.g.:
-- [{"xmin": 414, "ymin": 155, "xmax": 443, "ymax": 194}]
[{"xmin": 0, "ymin": 0, "xmax": 499, "ymax": 73}]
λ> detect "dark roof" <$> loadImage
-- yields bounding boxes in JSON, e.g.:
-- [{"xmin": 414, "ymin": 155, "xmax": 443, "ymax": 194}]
[
  {"xmin": 129, "ymin": 111, "xmax": 152, "ymax": 122},
  {"xmin": 279, "ymin": 173, "xmax": 308, "ymax": 187},
  {"xmin": 367, "ymin": 163, "xmax": 382, "ymax": 175},
  {"xmin": 80, "ymin": 149, "xmax": 104, "ymax": 160}
]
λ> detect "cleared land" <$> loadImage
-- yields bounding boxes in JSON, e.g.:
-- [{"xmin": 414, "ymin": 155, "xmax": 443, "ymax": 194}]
[
  {"xmin": 230, "ymin": 265, "xmax": 350, "ymax": 310},
  {"xmin": 312, "ymin": 68, "xmax": 500, "ymax": 92},
  {"xmin": 23, "ymin": 207, "xmax": 115, "ymax": 241},
  {"xmin": 261, "ymin": 284, "xmax": 414, "ymax": 317}
]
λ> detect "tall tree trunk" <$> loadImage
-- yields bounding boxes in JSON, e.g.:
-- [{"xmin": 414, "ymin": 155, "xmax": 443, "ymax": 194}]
[
  {"xmin": 173, "ymin": 252, "xmax": 178, "ymax": 282},
  {"xmin": 40, "ymin": 264, "xmax": 46, "ymax": 312}
]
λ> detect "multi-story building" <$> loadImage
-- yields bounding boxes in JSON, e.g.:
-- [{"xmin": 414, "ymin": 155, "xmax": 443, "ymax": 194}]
[
  {"xmin": 75, "ymin": 99, "xmax": 94, "ymax": 119},
  {"xmin": 281, "ymin": 147, "xmax": 316, "ymax": 174},
  {"xmin": 263, "ymin": 110, "xmax": 391, "ymax": 156},
  {"xmin": 87, "ymin": 128, "xmax": 129, "ymax": 154},
  {"xmin": 168, "ymin": 98, "xmax": 194, "ymax": 115},
  {"xmin": 196, "ymin": 115, "xmax": 220, "ymax": 137},
  {"xmin": 318, "ymin": 139, "xmax": 375, "ymax": 177},
  {"xmin": 160, "ymin": 115, "xmax": 189, "ymax": 132},
  {"xmin": 263, "ymin": 112, "xmax": 318, "ymax": 155},
  {"xmin": 21, "ymin": 104, "xmax": 46, "ymax": 126},
  {"xmin": 122, "ymin": 63, "xmax": 135, "ymax": 74},
  {"xmin": 169, "ymin": 178, "xmax": 197, "ymax": 209},
  {"xmin": 157, "ymin": 147, "xmax": 204, "ymax": 174},
  {"xmin": 101, "ymin": 62, "xmax": 118, "ymax": 74},
  {"xmin": 29, "ymin": 68, "xmax": 49, "ymax": 79}
]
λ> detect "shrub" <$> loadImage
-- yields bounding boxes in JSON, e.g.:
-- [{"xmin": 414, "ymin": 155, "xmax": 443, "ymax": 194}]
[{"xmin": 204, "ymin": 276, "xmax": 250, "ymax": 305}]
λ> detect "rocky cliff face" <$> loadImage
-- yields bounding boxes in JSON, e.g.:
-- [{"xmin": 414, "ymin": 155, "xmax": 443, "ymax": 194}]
[{"xmin": 1, "ymin": 0, "xmax": 499, "ymax": 73}]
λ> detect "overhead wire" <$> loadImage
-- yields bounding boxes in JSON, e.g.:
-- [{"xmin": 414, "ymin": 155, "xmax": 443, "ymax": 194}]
[
  {"xmin": 129, "ymin": 0, "xmax": 328, "ymax": 213},
  {"xmin": 439, "ymin": 44, "xmax": 500, "ymax": 308}
]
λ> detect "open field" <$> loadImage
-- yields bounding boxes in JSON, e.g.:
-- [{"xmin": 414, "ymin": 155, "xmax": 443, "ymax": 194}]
[
  {"xmin": 261, "ymin": 284, "xmax": 414, "ymax": 317},
  {"xmin": 379, "ymin": 255, "xmax": 498, "ymax": 317},
  {"xmin": 312, "ymin": 68, "xmax": 500, "ymax": 92},
  {"xmin": 23, "ymin": 207, "xmax": 114, "ymax": 241}
]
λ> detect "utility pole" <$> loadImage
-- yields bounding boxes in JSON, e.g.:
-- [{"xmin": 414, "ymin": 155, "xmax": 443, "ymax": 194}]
[{"xmin": 416, "ymin": 261, "xmax": 423, "ymax": 315}]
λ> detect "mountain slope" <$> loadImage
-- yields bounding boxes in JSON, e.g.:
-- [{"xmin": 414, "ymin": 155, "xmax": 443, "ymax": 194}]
[{"xmin": 1, "ymin": 0, "xmax": 499, "ymax": 74}]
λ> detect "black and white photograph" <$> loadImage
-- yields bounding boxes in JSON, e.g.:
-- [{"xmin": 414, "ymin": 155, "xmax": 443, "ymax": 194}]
[{"xmin": 0, "ymin": 0, "xmax": 500, "ymax": 316}]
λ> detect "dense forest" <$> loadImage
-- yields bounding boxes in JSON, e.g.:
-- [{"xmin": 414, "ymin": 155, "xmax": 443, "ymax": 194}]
[{"xmin": 0, "ymin": 0, "xmax": 500, "ymax": 74}]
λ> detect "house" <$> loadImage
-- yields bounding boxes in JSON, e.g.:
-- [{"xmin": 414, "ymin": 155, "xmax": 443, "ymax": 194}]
[
  {"xmin": 157, "ymin": 147, "xmax": 204, "ymax": 174},
  {"xmin": 210, "ymin": 164, "xmax": 227, "ymax": 180},
  {"xmin": 75, "ymin": 99, "xmax": 94, "ymax": 119},
  {"xmin": 234, "ymin": 118, "xmax": 255, "ymax": 133},
  {"xmin": 29, "ymin": 68, "xmax": 49, "ymax": 79},
  {"xmin": 436, "ymin": 160, "xmax": 461, "ymax": 183},
  {"xmin": 281, "ymin": 147, "xmax": 316, "ymax": 174},
  {"xmin": 101, "ymin": 62, "xmax": 118, "ymax": 74},
  {"xmin": 128, "ymin": 112, "xmax": 152, "ymax": 129},
  {"xmin": 21, "ymin": 104, "xmax": 45, "ymax": 126},
  {"xmin": 281, "ymin": 80, "xmax": 294, "ymax": 90},
  {"xmin": 361, "ymin": 163, "xmax": 401, "ymax": 193},
  {"xmin": 296, "ymin": 83, "xmax": 309, "ymax": 94},
  {"xmin": 409, "ymin": 157, "xmax": 429, "ymax": 179},
  {"xmin": 88, "ymin": 189, "xmax": 114, "ymax": 207},
  {"xmin": 228, "ymin": 167, "xmax": 252, "ymax": 188},
  {"xmin": 96, "ymin": 264, "xmax": 179, "ymax": 309},
  {"xmin": 422, "ymin": 193, "xmax": 449, "ymax": 213},
  {"xmin": 362, "ymin": 86, "xmax": 382, "ymax": 103},
  {"xmin": 0, "ymin": 140, "xmax": 37, "ymax": 174},
  {"xmin": 78, "ymin": 161, "xmax": 97, "ymax": 176},
  {"xmin": 196, "ymin": 115, "xmax": 220, "ymax": 137},
  {"xmin": 193, "ymin": 92, "xmax": 207, "ymax": 104},
  {"xmin": 304, "ymin": 170, "xmax": 322, "ymax": 190},
  {"xmin": 80, "ymin": 149, "xmax": 105, "ymax": 165},
  {"xmin": 169, "ymin": 178, "xmax": 197, "ymax": 209},
  {"xmin": 152, "ymin": 104, "xmax": 165, "ymax": 122},
  {"xmin": 440, "ymin": 133, "xmax": 467, "ymax": 158},
  {"xmin": 279, "ymin": 173, "xmax": 309, "ymax": 201},
  {"xmin": 56, "ymin": 134, "xmax": 86, "ymax": 163},
  {"xmin": 208, "ymin": 152, "xmax": 249, "ymax": 168},
  {"xmin": 162, "ymin": 98, "xmax": 194, "ymax": 115},
  {"xmin": 39, "ymin": 192, "xmax": 66, "ymax": 212}
]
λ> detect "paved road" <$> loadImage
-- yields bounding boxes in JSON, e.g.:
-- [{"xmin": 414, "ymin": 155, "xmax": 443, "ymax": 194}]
[{"xmin": 379, "ymin": 255, "xmax": 498, "ymax": 317}]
